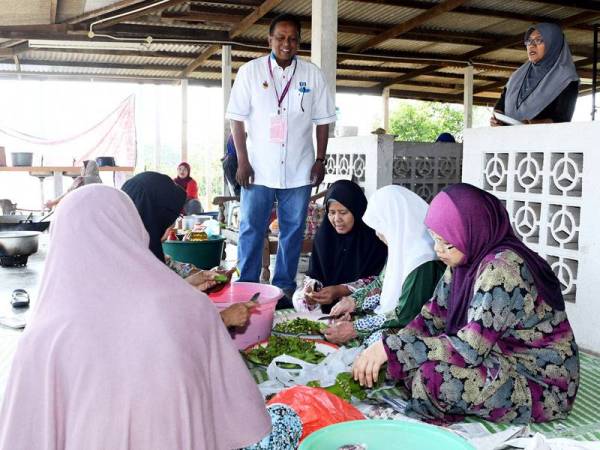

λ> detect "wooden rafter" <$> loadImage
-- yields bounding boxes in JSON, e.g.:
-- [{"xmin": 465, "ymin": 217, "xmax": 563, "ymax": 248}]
[
  {"xmin": 50, "ymin": 0, "xmax": 58, "ymax": 24},
  {"xmin": 348, "ymin": 0, "xmax": 468, "ymax": 53},
  {"xmin": 180, "ymin": 0, "xmax": 283, "ymax": 78},
  {"xmin": 524, "ymin": 0, "xmax": 600, "ymax": 13}
]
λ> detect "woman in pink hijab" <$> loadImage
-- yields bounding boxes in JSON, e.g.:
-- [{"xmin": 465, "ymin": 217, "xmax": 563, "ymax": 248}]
[{"xmin": 0, "ymin": 184, "xmax": 277, "ymax": 450}]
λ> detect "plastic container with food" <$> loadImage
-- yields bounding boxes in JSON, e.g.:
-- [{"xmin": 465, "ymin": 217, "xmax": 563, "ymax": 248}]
[
  {"xmin": 208, "ymin": 282, "xmax": 283, "ymax": 349},
  {"xmin": 161, "ymin": 235, "xmax": 225, "ymax": 269}
]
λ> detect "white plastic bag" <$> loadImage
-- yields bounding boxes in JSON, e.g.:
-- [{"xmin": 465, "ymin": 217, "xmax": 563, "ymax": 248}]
[{"xmin": 258, "ymin": 346, "xmax": 363, "ymax": 396}]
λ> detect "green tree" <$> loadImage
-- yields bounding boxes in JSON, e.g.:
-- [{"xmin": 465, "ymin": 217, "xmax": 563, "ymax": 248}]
[{"xmin": 388, "ymin": 101, "xmax": 463, "ymax": 142}]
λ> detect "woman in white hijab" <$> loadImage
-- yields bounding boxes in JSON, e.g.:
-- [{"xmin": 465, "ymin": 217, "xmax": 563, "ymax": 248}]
[
  {"xmin": 325, "ymin": 185, "xmax": 444, "ymax": 347},
  {"xmin": 0, "ymin": 184, "xmax": 283, "ymax": 450}
]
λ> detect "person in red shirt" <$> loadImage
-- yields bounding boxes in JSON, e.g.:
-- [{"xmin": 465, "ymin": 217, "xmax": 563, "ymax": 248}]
[{"xmin": 174, "ymin": 162, "xmax": 203, "ymax": 214}]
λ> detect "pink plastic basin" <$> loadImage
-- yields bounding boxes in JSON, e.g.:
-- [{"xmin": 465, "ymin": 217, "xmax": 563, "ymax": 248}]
[{"xmin": 208, "ymin": 282, "xmax": 283, "ymax": 350}]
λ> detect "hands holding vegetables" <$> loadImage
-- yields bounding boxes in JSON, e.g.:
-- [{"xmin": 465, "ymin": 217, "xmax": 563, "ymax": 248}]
[{"xmin": 305, "ymin": 284, "xmax": 351, "ymax": 306}]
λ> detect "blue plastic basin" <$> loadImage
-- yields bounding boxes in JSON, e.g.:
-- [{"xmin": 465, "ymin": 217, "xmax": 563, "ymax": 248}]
[{"xmin": 298, "ymin": 420, "xmax": 475, "ymax": 450}]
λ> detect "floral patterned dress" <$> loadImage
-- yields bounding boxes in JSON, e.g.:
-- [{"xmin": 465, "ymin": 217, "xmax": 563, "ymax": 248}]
[{"xmin": 383, "ymin": 250, "xmax": 579, "ymax": 424}]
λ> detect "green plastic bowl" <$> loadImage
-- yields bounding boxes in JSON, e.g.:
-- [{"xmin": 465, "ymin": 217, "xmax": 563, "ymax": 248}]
[
  {"xmin": 298, "ymin": 420, "xmax": 475, "ymax": 450},
  {"xmin": 162, "ymin": 236, "xmax": 225, "ymax": 269}
]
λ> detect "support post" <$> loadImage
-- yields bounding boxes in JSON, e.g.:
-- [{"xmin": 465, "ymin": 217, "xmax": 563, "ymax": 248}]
[
  {"xmin": 181, "ymin": 79, "xmax": 188, "ymax": 162},
  {"xmin": 311, "ymin": 0, "xmax": 337, "ymax": 136},
  {"xmin": 222, "ymin": 45, "xmax": 232, "ymax": 150},
  {"xmin": 154, "ymin": 84, "xmax": 161, "ymax": 171},
  {"xmin": 463, "ymin": 64, "xmax": 474, "ymax": 129},
  {"xmin": 382, "ymin": 87, "xmax": 390, "ymax": 131},
  {"xmin": 592, "ymin": 25, "xmax": 598, "ymax": 121}
]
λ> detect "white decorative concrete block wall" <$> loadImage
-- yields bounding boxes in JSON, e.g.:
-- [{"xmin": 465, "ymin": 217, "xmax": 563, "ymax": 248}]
[
  {"xmin": 325, "ymin": 134, "xmax": 393, "ymax": 199},
  {"xmin": 393, "ymin": 142, "xmax": 463, "ymax": 202},
  {"xmin": 463, "ymin": 123, "xmax": 600, "ymax": 353}
]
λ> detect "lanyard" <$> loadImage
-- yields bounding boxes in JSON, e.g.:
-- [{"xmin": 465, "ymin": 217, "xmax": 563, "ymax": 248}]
[{"xmin": 268, "ymin": 56, "xmax": 297, "ymax": 114}]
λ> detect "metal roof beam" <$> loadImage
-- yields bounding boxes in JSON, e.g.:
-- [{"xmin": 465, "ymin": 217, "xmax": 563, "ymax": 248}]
[
  {"xmin": 92, "ymin": 0, "xmax": 191, "ymax": 30},
  {"xmin": 348, "ymin": 0, "xmax": 597, "ymax": 31},
  {"xmin": 348, "ymin": 0, "xmax": 469, "ymax": 53},
  {"xmin": 180, "ymin": 0, "xmax": 283, "ymax": 77},
  {"xmin": 523, "ymin": 0, "xmax": 600, "ymax": 13}
]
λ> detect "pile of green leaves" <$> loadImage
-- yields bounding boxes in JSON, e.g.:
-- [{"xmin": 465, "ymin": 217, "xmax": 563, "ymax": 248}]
[
  {"xmin": 308, "ymin": 371, "xmax": 387, "ymax": 402},
  {"xmin": 244, "ymin": 335, "xmax": 326, "ymax": 367},
  {"xmin": 273, "ymin": 318, "xmax": 327, "ymax": 336}
]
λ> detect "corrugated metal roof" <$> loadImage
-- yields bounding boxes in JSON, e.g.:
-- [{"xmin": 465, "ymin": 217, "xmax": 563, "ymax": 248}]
[{"xmin": 0, "ymin": 0, "xmax": 595, "ymax": 103}]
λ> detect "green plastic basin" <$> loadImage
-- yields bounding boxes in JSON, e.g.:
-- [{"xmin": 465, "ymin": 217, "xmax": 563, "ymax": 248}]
[
  {"xmin": 162, "ymin": 236, "xmax": 225, "ymax": 269},
  {"xmin": 298, "ymin": 420, "xmax": 475, "ymax": 450}
]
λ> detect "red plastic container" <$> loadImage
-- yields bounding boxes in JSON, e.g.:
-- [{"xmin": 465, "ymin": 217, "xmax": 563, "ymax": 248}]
[{"xmin": 208, "ymin": 282, "xmax": 283, "ymax": 350}]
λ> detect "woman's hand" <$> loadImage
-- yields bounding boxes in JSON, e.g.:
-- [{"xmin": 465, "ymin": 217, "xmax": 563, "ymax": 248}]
[
  {"xmin": 352, "ymin": 340, "xmax": 388, "ymax": 388},
  {"xmin": 489, "ymin": 115, "xmax": 504, "ymax": 127},
  {"xmin": 220, "ymin": 301, "xmax": 255, "ymax": 328},
  {"xmin": 307, "ymin": 285, "xmax": 349, "ymax": 305},
  {"xmin": 185, "ymin": 270, "xmax": 219, "ymax": 291},
  {"xmin": 330, "ymin": 296, "xmax": 356, "ymax": 317},
  {"xmin": 324, "ymin": 321, "xmax": 357, "ymax": 344}
]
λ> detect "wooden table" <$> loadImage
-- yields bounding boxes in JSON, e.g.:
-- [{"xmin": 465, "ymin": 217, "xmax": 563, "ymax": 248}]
[{"xmin": 0, "ymin": 166, "xmax": 134, "ymax": 205}]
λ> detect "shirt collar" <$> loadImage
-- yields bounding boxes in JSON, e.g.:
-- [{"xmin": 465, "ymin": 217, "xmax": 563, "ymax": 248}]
[{"xmin": 270, "ymin": 52, "xmax": 297, "ymax": 69}]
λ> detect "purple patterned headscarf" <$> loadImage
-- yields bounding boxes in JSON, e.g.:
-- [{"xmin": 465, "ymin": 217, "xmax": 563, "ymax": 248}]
[{"xmin": 425, "ymin": 183, "xmax": 564, "ymax": 334}]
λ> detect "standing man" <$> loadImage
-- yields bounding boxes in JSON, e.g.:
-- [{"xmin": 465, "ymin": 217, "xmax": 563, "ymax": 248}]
[{"xmin": 226, "ymin": 13, "xmax": 336, "ymax": 307}]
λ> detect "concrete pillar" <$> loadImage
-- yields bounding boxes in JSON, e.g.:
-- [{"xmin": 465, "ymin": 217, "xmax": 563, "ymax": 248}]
[
  {"xmin": 463, "ymin": 65, "xmax": 474, "ymax": 129},
  {"xmin": 311, "ymin": 0, "xmax": 337, "ymax": 136},
  {"xmin": 222, "ymin": 45, "xmax": 232, "ymax": 153},
  {"xmin": 382, "ymin": 87, "xmax": 390, "ymax": 131},
  {"xmin": 181, "ymin": 79, "xmax": 188, "ymax": 162}
]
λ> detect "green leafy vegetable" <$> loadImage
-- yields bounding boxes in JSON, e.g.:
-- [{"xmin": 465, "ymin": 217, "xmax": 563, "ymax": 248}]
[
  {"xmin": 273, "ymin": 318, "xmax": 327, "ymax": 335},
  {"xmin": 244, "ymin": 335, "xmax": 326, "ymax": 367},
  {"xmin": 308, "ymin": 371, "xmax": 386, "ymax": 402},
  {"xmin": 214, "ymin": 274, "xmax": 228, "ymax": 282}
]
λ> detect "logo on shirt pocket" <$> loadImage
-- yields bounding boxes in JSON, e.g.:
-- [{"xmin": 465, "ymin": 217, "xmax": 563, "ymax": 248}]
[{"xmin": 298, "ymin": 81, "xmax": 311, "ymax": 93}]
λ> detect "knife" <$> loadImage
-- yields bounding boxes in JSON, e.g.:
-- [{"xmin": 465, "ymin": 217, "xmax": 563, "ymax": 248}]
[
  {"xmin": 317, "ymin": 312, "xmax": 357, "ymax": 321},
  {"xmin": 245, "ymin": 292, "xmax": 260, "ymax": 307}
]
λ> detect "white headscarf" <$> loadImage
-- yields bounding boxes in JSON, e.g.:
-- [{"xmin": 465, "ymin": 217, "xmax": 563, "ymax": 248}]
[
  {"xmin": 0, "ymin": 184, "xmax": 270, "ymax": 450},
  {"xmin": 363, "ymin": 185, "xmax": 437, "ymax": 314}
]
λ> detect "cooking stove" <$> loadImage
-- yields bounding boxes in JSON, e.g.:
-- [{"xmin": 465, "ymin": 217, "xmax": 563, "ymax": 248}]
[{"xmin": 0, "ymin": 254, "xmax": 30, "ymax": 267}]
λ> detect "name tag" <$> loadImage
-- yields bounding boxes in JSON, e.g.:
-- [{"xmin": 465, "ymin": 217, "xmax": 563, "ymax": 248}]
[{"xmin": 269, "ymin": 114, "xmax": 287, "ymax": 143}]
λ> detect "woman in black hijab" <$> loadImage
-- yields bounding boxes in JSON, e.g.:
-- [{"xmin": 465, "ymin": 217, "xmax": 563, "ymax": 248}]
[
  {"xmin": 293, "ymin": 180, "xmax": 387, "ymax": 314},
  {"xmin": 122, "ymin": 171, "xmax": 253, "ymax": 328},
  {"xmin": 122, "ymin": 172, "xmax": 186, "ymax": 262}
]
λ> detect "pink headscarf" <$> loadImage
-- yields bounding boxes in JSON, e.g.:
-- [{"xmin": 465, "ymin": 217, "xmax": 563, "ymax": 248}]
[{"xmin": 0, "ymin": 184, "xmax": 270, "ymax": 450}]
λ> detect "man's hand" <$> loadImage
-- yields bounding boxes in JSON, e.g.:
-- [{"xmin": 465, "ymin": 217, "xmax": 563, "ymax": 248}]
[
  {"xmin": 236, "ymin": 159, "xmax": 254, "ymax": 188},
  {"xmin": 310, "ymin": 160, "xmax": 325, "ymax": 186}
]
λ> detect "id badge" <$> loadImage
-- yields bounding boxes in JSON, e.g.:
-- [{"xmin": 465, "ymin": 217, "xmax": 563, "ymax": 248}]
[{"xmin": 269, "ymin": 114, "xmax": 287, "ymax": 144}]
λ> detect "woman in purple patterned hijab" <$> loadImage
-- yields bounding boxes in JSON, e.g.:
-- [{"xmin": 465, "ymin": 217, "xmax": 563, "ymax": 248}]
[
  {"xmin": 424, "ymin": 183, "xmax": 564, "ymax": 334},
  {"xmin": 352, "ymin": 184, "xmax": 578, "ymax": 424}
]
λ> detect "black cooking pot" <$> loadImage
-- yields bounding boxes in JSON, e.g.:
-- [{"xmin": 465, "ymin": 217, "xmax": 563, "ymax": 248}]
[{"xmin": 95, "ymin": 156, "xmax": 116, "ymax": 167}]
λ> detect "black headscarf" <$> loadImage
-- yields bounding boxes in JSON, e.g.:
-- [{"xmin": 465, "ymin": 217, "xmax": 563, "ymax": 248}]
[
  {"xmin": 307, "ymin": 180, "xmax": 387, "ymax": 311},
  {"xmin": 122, "ymin": 172, "xmax": 186, "ymax": 262}
]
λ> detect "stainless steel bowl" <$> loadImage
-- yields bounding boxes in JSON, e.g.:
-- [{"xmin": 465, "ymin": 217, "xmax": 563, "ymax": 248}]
[{"xmin": 0, "ymin": 231, "xmax": 40, "ymax": 256}]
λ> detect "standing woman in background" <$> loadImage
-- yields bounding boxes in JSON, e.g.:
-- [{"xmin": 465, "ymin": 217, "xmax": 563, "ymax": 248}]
[{"xmin": 491, "ymin": 23, "xmax": 579, "ymax": 126}]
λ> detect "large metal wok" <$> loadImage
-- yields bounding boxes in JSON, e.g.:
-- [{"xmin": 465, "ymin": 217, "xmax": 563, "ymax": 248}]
[
  {"xmin": 0, "ymin": 213, "xmax": 51, "ymax": 232},
  {"xmin": 0, "ymin": 231, "xmax": 40, "ymax": 267}
]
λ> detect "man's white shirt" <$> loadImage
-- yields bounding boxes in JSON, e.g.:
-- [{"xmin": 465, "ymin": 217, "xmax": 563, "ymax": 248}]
[{"xmin": 226, "ymin": 54, "xmax": 336, "ymax": 189}]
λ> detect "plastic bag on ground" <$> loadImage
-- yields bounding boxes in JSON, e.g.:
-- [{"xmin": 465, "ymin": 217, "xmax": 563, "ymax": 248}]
[{"xmin": 267, "ymin": 385, "xmax": 365, "ymax": 442}]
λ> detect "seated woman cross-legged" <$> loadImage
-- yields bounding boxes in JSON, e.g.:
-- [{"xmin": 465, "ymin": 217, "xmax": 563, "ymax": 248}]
[
  {"xmin": 0, "ymin": 185, "xmax": 275, "ymax": 449},
  {"xmin": 293, "ymin": 179, "xmax": 387, "ymax": 314},
  {"xmin": 353, "ymin": 183, "xmax": 579, "ymax": 425},
  {"xmin": 324, "ymin": 185, "xmax": 445, "ymax": 347}
]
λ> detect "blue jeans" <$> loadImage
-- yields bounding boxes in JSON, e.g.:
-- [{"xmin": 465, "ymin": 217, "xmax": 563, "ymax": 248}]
[{"xmin": 238, "ymin": 184, "xmax": 311, "ymax": 293}]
